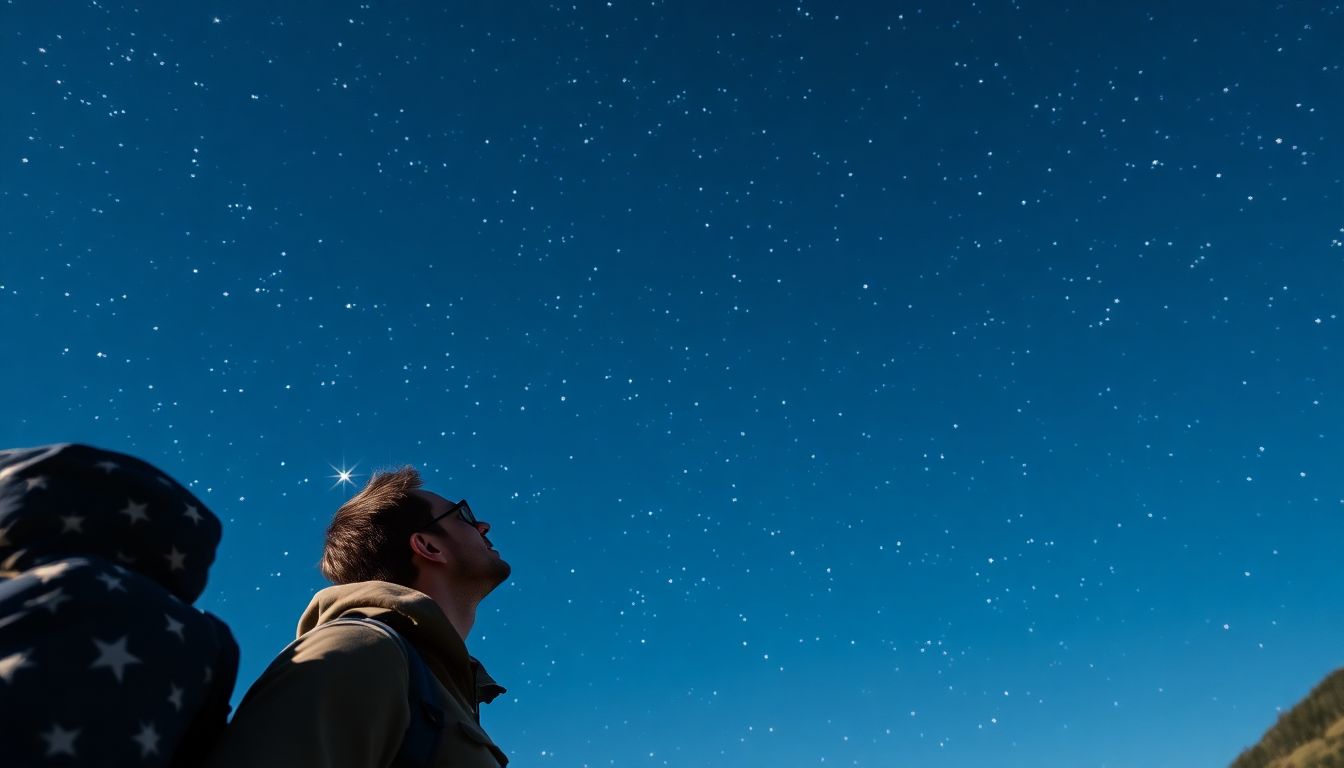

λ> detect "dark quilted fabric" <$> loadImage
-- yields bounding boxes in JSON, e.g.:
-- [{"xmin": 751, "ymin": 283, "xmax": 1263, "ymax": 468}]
[
  {"xmin": 0, "ymin": 443, "xmax": 238, "ymax": 767},
  {"xmin": 0, "ymin": 443, "xmax": 222, "ymax": 602}
]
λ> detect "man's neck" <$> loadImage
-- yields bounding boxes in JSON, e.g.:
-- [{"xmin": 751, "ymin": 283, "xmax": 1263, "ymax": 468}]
[{"xmin": 413, "ymin": 578, "xmax": 479, "ymax": 642}]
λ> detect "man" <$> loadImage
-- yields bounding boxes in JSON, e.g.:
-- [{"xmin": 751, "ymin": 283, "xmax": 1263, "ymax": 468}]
[{"xmin": 207, "ymin": 467, "xmax": 512, "ymax": 767}]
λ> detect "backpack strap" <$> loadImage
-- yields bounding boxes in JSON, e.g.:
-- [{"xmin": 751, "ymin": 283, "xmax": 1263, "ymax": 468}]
[{"xmin": 308, "ymin": 617, "xmax": 445, "ymax": 768}]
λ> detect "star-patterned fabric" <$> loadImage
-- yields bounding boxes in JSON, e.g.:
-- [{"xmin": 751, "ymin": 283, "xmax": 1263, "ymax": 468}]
[
  {"xmin": 0, "ymin": 444, "xmax": 222, "ymax": 602},
  {"xmin": 0, "ymin": 444, "xmax": 238, "ymax": 767}
]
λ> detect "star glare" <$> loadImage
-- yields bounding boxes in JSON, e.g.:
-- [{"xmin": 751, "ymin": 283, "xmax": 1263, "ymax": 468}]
[{"xmin": 329, "ymin": 462, "xmax": 361, "ymax": 490}]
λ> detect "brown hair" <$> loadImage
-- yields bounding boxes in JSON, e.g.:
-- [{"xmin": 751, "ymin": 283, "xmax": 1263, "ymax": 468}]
[{"xmin": 320, "ymin": 466, "xmax": 433, "ymax": 585}]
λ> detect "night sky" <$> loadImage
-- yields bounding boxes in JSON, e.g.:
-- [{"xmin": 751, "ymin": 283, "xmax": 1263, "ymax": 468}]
[{"xmin": 3, "ymin": 2, "xmax": 1342, "ymax": 766}]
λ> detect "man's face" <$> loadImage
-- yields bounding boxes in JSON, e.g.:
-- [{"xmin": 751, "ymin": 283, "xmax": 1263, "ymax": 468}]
[{"xmin": 413, "ymin": 490, "xmax": 511, "ymax": 589}]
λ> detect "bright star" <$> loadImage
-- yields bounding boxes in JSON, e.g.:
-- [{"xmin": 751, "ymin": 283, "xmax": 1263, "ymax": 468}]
[{"xmin": 329, "ymin": 462, "xmax": 361, "ymax": 490}]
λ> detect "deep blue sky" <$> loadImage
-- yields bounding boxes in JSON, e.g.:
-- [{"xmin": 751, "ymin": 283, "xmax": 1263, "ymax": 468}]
[{"xmin": 2, "ymin": 2, "xmax": 1342, "ymax": 765}]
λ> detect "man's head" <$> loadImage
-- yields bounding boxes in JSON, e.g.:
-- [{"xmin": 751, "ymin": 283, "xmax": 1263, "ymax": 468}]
[{"xmin": 321, "ymin": 467, "xmax": 510, "ymax": 596}]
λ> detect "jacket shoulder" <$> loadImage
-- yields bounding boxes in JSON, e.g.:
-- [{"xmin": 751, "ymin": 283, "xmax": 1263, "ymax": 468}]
[
  {"xmin": 204, "ymin": 619, "xmax": 412, "ymax": 768},
  {"xmin": 289, "ymin": 617, "xmax": 411, "ymax": 669}
]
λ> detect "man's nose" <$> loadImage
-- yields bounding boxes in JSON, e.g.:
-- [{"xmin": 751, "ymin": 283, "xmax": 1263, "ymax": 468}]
[{"xmin": 475, "ymin": 520, "xmax": 491, "ymax": 535}]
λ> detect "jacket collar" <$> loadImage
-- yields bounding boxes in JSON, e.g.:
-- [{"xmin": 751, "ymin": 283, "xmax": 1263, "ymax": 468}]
[
  {"xmin": 473, "ymin": 657, "xmax": 507, "ymax": 704},
  {"xmin": 298, "ymin": 581, "xmax": 506, "ymax": 710}
]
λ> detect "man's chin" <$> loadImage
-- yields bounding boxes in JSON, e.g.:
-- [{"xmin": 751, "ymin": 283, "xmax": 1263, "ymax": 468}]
[{"xmin": 488, "ymin": 557, "xmax": 512, "ymax": 586}]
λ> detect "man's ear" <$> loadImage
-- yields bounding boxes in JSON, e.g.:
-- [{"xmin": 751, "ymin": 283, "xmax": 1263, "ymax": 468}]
[{"xmin": 409, "ymin": 532, "xmax": 444, "ymax": 561}]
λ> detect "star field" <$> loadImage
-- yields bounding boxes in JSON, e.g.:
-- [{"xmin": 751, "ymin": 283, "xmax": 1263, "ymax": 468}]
[{"xmin": 1, "ymin": 2, "xmax": 1342, "ymax": 766}]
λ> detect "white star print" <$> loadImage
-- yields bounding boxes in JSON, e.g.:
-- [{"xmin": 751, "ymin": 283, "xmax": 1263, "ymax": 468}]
[
  {"xmin": 0, "ymin": 524, "xmax": 12, "ymax": 547},
  {"xmin": 167, "ymin": 683, "xmax": 185, "ymax": 711},
  {"xmin": 164, "ymin": 546, "xmax": 187, "ymax": 572},
  {"xmin": 59, "ymin": 514, "xmax": 85, "ymax": 533},
  {"xmin": 95, "ymin": 571, "xmax": 126, "ymax": 592},
  {"xmin": 131, "ymin": 721, "xmax": 160, "ymax": 757},
  {"xmin": 40, "ymin": 722, "xmax": 80, "ymax": 757},
  {"xmin": 24, "ymin": 588, "xmax": 70, "ymax": 614},
  {"xmin": 155, "ymin": 474, "xmax": 173, "ymax": 486},
  {"xmin": 29, "ymin": 561, "xmax": 73, "ymax": 584},
  {"xmin": 25, "ymin": 475, "xmax": 48, "ymax": 491},
  {"xmin": 114, "ymin": 550, "xmax": 136, "ymax": 565},
  {"xmin": 0, "ymin": 649, "xmax": 34, "ymax": 683},
  {"xmin": 165, "ymin": 614, "xmax": 185, "ymax": 640},
  {"xmin": 90, "ymin": 636, "xmax": 141, "ymax": 683},
  {"xmin": 94, "ymin": 460, "xmax": 119, "ymax": 473},
  {"xmin": 183, "ymin": 504, "xmax": 203, "ymax": 524},
  {"xmin": 119, "ymin": 499, "xmax": 150, "ymax": 525}
]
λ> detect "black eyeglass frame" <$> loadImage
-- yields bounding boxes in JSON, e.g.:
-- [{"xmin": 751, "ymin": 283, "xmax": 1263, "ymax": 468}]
[{"xmin": 418, "ymin": 498, "xmax": 478, "ymax": 531}]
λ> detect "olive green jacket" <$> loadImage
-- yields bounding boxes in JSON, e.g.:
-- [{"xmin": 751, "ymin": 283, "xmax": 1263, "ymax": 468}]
[{"xmin": 206, "ymin": 581, "xmax": 508, "ymax": 768}]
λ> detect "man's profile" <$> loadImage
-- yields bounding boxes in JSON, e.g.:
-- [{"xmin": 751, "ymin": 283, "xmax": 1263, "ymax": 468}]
[{"xmin": 207, "ymin": 467, "xmax": 511, "ymax": 767}]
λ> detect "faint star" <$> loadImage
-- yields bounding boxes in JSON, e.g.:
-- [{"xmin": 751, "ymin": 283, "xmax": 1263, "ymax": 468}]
[
  {"xmin": 24, "ymin": 588, "xmax": 71, "ymax": 614},
  {"xmin": 40, "ymin": 722, "xmax": 79, "ymax": 757},
  {"xmin": 59, "ymin": 514, "xmax": 85, "ymax": 534},
  {"xmin": 90, "ymin": 636, "xmax": 141, "ymax": 683},
  {"xmin": 119, "ymin": 499, "xmax": 150, "ymax": 525},
  {"xmin": 183, "ymin": 504, "xmax": 203, "ymax": 524},
  {"xmin": 329, "ymin": 462, "xmax": 361, "ymax": 490},
  {"xmin": 24, "ymin": 475, "xmax": 48, "ymax": 491},
  {"xmin": 167, "ymin": 683, "xmax": 184, "ymax": 711},
  {"xmin": 165, "ymin": 614, "xmax": 185, "ymax": 641},
  {"xmin": 95, "ymin": 571, "xmax": 126, "ymax": 592},
  {"xmin": 0, "ymin": 649, "xmax": 34, "ymax": 683},
  {"xmin": 131, "ymin": 721, "xmax": 160, "ymax": 757},
  {"xmin": 30, "ymin": 561, "xmax": 73, "ymax": 584},
  {"xmin": 164, "ymin": 546, "xmax": 187, "ymax": 572}
]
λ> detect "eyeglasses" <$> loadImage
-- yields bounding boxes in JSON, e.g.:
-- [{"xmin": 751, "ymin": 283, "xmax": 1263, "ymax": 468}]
[{"xmin": 418, "ymin": 499, "xmax": 478, "ymax": 531}]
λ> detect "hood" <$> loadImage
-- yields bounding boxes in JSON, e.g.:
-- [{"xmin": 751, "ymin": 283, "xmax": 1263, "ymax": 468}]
[
  {"xmin": 0, "ymin": 443, "xmax": 221, "ymax": 604},
  {"xmin": 297, "ymin": 580, "xmax": 505, "ymax": 707}
]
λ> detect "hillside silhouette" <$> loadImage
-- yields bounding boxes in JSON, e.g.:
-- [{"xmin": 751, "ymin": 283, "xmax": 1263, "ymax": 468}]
[{"xmin": 1233, "ymin": 669, "xmax": 1344, "ymax": 768}]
